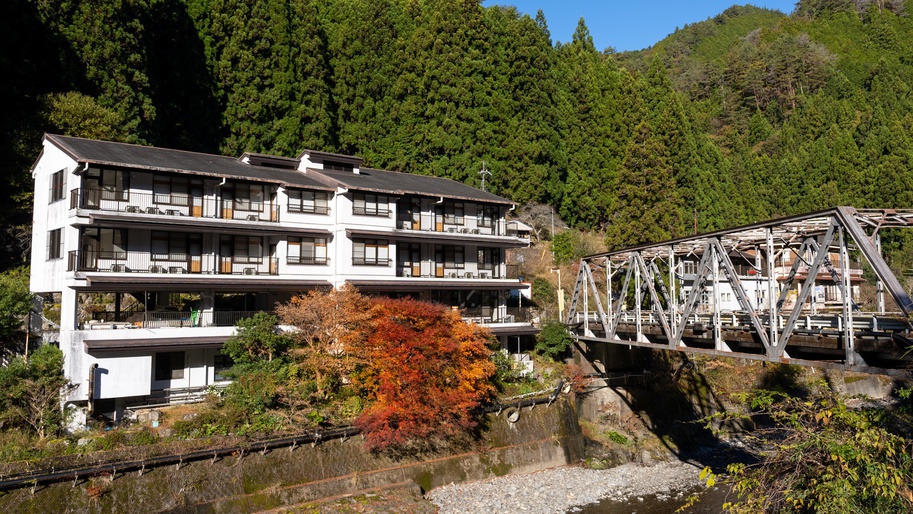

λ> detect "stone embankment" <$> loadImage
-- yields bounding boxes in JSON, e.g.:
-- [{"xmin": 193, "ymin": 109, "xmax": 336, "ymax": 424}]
[{"xmin": 427, "ymin": 460, "xmax": 705, "ymax": 513}]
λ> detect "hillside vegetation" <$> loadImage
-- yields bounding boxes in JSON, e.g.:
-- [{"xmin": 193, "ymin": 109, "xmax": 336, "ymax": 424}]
[{"xmin": 3, "ymin": 0, "xmax": 913, "ymax": 267}]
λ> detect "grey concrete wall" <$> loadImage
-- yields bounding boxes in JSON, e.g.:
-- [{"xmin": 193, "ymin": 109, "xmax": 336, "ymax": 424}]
[{"xmin": 0, "ymin": 399, "xmax": 583, "ymax": 513}]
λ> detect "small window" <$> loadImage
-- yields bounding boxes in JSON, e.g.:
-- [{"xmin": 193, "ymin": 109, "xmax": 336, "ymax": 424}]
[
  {"xmin": 154, "ymin": 351, "xmax": 185, "ymax": 381},
  {"xmin": 288, "ymin": 190, "xmax": 330, "ymax": 214},
  {"xmin": 443, "ymin": 201, "xmax": 464, "ymax": 224},
  {"xmin": 353, "ymin": 193, "xmax": 389, "ymax": 216},
  {"xmin": 288, "ymin": 237, "xmax": 328, "ymax": 265},
  {"xmin": 436, "ymin": 245, "xmax": 465, "ymax": 269},
  {"xmin": 477, "ymin": 204, "xmax": 497, "ymax": 227},
  {"xmin": 213, "ymin": 354, "xmax": 233, "ymax": 382},
  {"xmin": 353, "ymin": 239, "xmax": 389, "ymax": 265},
  {"xmin": 233, "ymin": 183, "xmax": 264, "ymax": 212},
  {"xmin": 47, "ymin": 229, "xmax": 63, "ymax": 260},
  {"xmin": 50, "ymin": 170, "xmax": 65, "ymax": 203}
]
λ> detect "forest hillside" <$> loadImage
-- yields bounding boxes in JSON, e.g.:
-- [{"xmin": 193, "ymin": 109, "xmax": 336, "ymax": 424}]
[{"xmin": 2, "ymin": 0, "xmax": 913, "ymax": 268}]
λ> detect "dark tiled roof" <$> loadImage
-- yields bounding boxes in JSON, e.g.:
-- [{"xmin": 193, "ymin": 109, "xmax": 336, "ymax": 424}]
[
  {"xmin": 312, "ymin": 167, "xmax": 514, "ymax": 205},
  {"xmin": 45, "ymin": 134, "xmax": 515, "ymax": 204},
  {"xmin": 45, "ymin": 134, "xmax": 333, "ymax": 191}
]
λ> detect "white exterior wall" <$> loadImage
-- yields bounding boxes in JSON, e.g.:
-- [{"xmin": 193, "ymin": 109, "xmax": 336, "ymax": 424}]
[
  {"xmin": 32, "ymin": 138, "xmax": 527, "ymax": 410},
  {"xmin": 30, "ymin": 142, "xmax": 78, "ymax": 294}
]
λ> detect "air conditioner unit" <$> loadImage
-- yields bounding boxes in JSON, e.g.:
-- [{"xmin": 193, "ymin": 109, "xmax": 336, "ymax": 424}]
[
  {"xmin": 460, "ymin": 228, "xmax": 469, "ymax": 233},
  {"xmin": 246, "ymin": 214, "xmax": 259, "ymax": 221},
  {"xmin": 471, "ymin": 228, "xmax": 480, "ymax": 234},
  {"xmin": 449, "ymin": 272, "xmax": 458, "ymax": 279},
  {"xmin": 149, "ymin": 265, "xmax": 164, "ymax": 273},
  {"xmin": 125, "ymin": 205, "xmax": 140, "ymax": 213},
  {"xmin": 110, "ymin": 264, "xmax": 127, "ymax": 273},
  {"xmin": 145, "ymin": 206, "xmax": 161, "ymax": 215},
  {"xmin": 168, "ymin": 266, "xmax": 185, "ymax": 274},
  {"xmin": 464, "ymin": 272, "xmax": 473, "ymax": 279},
  {"xmin": 480, "ymin": 272, "xmax": 489, "ymax": 279},
  {"xmin": 243, "ymin": 267, "xmax": 257, "ymax": 275}
]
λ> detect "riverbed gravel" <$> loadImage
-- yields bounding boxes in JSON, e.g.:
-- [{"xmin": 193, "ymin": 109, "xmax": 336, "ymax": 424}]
[{"xmin": 426, "ymin": 460, "xmax": 705, "ymax": 514}]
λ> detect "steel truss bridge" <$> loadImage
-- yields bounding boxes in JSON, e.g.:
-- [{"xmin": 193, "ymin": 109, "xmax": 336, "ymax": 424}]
[{"xmin": 566, "ymin": 207, "xmax": 913, "ymax": 377}]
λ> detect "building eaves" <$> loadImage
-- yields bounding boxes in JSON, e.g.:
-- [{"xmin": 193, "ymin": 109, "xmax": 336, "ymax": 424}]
[
  {"xmin": 44, "ymin": 134, "xmax": 334, "ymax": 191},
  {"xmin": 310, "ymin": 167, "xmax": 516, "ymax": 205}
]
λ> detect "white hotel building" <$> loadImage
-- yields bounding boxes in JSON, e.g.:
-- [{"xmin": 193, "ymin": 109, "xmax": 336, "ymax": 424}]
[{"xmin": 30, "ymin": 134, "xmax": 533, "ymax": 417}]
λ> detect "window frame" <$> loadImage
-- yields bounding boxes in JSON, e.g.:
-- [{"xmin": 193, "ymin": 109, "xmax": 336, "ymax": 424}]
[
  {"xmin": 154, "ymin": 351, "xmax": 185, "ymax": 381},
  {"xmin": 443, "ymin": 201, "xmax": 464, "ymax": 225},
  {"xmin": 232, "ymin": 183, "xmax": 264, "ymax": 212},
  {"xmin": 288, "ymin": 236, "xmax": 328, "ymax": 265},
  {"xmin": 288, "ymin": 189, "xmax": 330, "ymax": 215},
  {"xmin": 47, "ymin": 228, "xmax": 63, "ymax": 260},
  {"xmin": 352, "ymin": 192, "xmax": 390, "ymax": 217},
  {"xmin": 353, "ymin": 239, "xmax": 390, "ymax": 266},
  {"xmin": 50, "ymin": 170, "xmax": 65, "ymax": 203}
]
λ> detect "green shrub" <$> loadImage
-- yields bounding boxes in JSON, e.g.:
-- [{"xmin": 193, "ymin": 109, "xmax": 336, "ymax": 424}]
[{"xmin": 535, "ymin": 321, "xmax": 573, "ymax": 361}]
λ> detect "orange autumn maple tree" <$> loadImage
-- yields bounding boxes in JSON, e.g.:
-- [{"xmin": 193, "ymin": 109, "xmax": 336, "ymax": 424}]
[{"xmin": 352, "ymin": 297, "xmax": 496, "ymax": 452}]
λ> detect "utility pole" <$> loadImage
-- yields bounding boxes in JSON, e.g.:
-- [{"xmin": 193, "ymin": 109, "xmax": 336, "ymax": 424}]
[
  {"xmin": 551, "ymin": 267, "xmax": 563, "ymax": 321},
  {"xmin": 478, "ymin": 161, "xmax": 491, "ymax": 192}
]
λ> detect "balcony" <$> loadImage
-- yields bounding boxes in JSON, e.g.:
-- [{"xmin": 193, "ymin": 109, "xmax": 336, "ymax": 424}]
[
  {"xmin": 396, "ymin": 264, "xmax": 501, "ymax": 279},
  {"xmin": 81, "ymin": 310, "xmax": 266, "ymax": 329},
  {"xmin": 70, "ymin": 188, "xmax": 280, "ymax": 223},
  {"xmin": 287, "ymin": 255, "xmax": 328, "ymax": 265},
  {"xmin": 68, "ymin": 250, "xmax": 279, "ymax": 276}
]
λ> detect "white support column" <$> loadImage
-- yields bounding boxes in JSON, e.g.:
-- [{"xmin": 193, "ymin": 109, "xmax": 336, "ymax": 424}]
[
  {"xmin": 583, "ymin": 271, "xmax": 589, "ymax": 336},
  {"xmin": 605, "ymin": 257, "xmax": 612, "ymax": 328},
  {"xmin": 875, "ymin": 233, "xmax": 885, "ymax": 314},
  {"xmin": 635, "ymin": 259, "xmax": 642, "ymax": 342},
  {"xmin": 840, "ymin": 227, "xmax": 856, "ymax": 365},
  {"xmin": 767, "ymin": 228, "xmax": 779, "ymax": 358},
  {"xmin": 712, "ymin": 245, "xmax": 722, "ymax": 350},
  {"xmin": 669, "ymin": 246, "xmax": 677, "ymax": 336}
]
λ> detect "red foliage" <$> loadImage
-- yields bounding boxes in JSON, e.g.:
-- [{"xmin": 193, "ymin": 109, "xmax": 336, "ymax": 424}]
[{"xmin": 352, "ymin": 297, "xmax": 496, "ymax": 452}]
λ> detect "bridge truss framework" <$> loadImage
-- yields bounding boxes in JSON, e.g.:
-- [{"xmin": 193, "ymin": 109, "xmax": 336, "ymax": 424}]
[{"xmin": 566, "ymin": 207, "xmax": 913, "ymax": 376}]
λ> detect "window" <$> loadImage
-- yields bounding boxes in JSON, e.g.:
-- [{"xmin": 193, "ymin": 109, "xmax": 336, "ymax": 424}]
[
  {"xmin": 233, "ymin": 183, "xmax": 264, "ymax": 212},
  {"xmin": 50, "ymin": 170, "xmax": 65, "ymax": 203},
  {"xmin": 477, "ymin": 204, "xmax": 497, "ymax": 228},
  {"xmin": 323, "ymin": 160, "xmax": 353, "ymax": 172},
  {"xmin": 682, "ymin": 261, "xmax": 698, "ymax": 275},
  {"xmin": 477, "ymin": 247, "xmax": 500, "ymax": 269},
  {"xmin": 353, "ymin": 239, "xmax": 389, "ymax": 265},
  {"xmin": 85, "ymin": 167, "xmax": 128, "ymax": 201},
  {"xmin": 154, "ymin": 351, "xmax": 185, "ymax": 381},
  {"xmin": 288, "ymin": 190, "xmax": 330, "ymax": 214},
  {"xmin": 81, "ymin": 228, "xmax": 127, "ymax": 260},
  {"xmin": 436, "ymin": 245, "xmax": 465, "ymax": 269},
  {"xmin": 213, "ymin": 354, "xmax": 232, "ymax": 382},
  {"xmin": 153, "ymin": 175, "xmax": 191, "ymax": 206},
  {"xmin": 151, "ymin": 232, "xmax": 200, "ymax": 261},
  {"xmin": 47, "ymin": 229, "xmax": 63, "ymax": 260},
  {"xmin": 353, "ymin": 193, "xmax": 389, "ymax": 216},
  {"xmin": 443, "ymin": 201, "xmax": 464, "ymax": 224},
  {"xmin": 288, "ymin": 237, "xmax": 327, "ymax": 265},
  {"xmin": 222, "ymin": 235, "xmax": 262, "ymax": 264}
]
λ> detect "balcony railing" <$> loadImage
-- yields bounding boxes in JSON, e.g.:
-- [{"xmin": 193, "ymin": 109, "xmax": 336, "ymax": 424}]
[
  {"xmin": 461, "ymin": 306, "xmax": 535, "ymax": 324},
  {"xmin": 287, "ymin": 255, "xmax": 328, "ymax": 265},
  {"xmin": 396, "ymin": 267, "xmax": 502, "ymax": 279},
  {"xmin": 69, "ymin": 250, "xmax": 279, "ymax": 276},
  {"xmin": 352, "ymin": 257, "xmax": 390, "ymax": 266},
  {"xmin": 70, "ymin": 188, "xmax": 280, "ymax": 223},
  {"xmin": 82, "ymin": 310, "xmax": 267, "ymax": 329}
]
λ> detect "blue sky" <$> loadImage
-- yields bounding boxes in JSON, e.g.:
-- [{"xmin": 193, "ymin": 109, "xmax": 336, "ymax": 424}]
[{"xmin": 482, "ymin": 1, "xmax": 799, "ymax": 52}]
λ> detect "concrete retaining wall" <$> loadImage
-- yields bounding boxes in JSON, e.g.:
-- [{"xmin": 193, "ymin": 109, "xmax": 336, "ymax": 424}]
[{"xmin": 0, "ymin": 398, "xmax": 583, "ymax": 513}]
